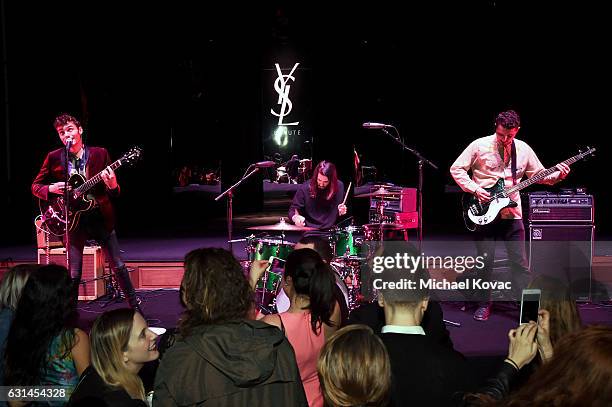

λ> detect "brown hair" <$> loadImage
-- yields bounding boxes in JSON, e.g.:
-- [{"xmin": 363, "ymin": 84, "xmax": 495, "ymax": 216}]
[
  {"xmin": 53, "ymin": 113, "xmax": 81, "ymax": 129},
  {"xmin": 499, "ymin": 325, "xmax": 612, "ymax": 407},
  {"xmin": 309, "ymin": 160, "xmax": 339, "ymax": 200},
  {"xmin": 90, "ymin": 308, "xmax": 145, "ymax": 400},
  {"xmin": 528, "ymin": 275, "xmax": 583, "ymax": 347},
  {"xmin": 179, "ymin": 248, "xmax": 254, "ymax": 336},
  {"xmin": 495, "ymin": 110, "xmax": 520, "ymax": 129},
  {"xmin": 317, "ymin": 324, "xmax": 391, "ymax": 407}
]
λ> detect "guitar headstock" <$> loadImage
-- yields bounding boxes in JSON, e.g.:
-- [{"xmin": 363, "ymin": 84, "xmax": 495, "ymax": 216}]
[
  {"xmin": 579, "ymin": 146, "xmax": 596, "ymax": 158},
  {"xmin": 120, "ymin": 146, "xmax": 143, "ymax": 166}
]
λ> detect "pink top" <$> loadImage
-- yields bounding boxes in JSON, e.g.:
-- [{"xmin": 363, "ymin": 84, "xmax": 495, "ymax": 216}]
[{"xmin": 279, "ymin": 312, "xmax": 325, "ymax": 407}]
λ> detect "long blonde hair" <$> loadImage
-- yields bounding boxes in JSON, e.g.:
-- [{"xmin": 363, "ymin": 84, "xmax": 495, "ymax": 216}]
[
  {"xmin": 90, "ymin": 308, "xmax": 145, "ymax": 400},
  {"xmin": 0, "ymin": 264, "xmax": 39, "ymax": 310}
]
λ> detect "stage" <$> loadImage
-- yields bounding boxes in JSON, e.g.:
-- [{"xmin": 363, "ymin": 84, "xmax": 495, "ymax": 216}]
[{"xmin": 2, "ymin": 216, "xmax": 611, "ymax": 359}]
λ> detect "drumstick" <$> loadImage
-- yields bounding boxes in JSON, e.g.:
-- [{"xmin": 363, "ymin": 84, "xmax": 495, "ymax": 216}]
[{"xmin": 342, "ymin": 181, "xmax": 352, "ymax": 206}]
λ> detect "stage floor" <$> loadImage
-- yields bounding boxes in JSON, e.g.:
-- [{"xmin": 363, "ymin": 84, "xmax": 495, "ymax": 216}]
[{"xmin": 75, "ymin": 289, "xmax": 612, "ymax": 360}]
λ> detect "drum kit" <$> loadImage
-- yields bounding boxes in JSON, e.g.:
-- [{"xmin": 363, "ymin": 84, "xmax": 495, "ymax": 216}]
[
  {"xmin": 242, "ymin": 186, "xmax": 410, "ymax": 315},
  {"xmin": 275, "ymin": 158, "xmax": 312, "ymax": 184}
]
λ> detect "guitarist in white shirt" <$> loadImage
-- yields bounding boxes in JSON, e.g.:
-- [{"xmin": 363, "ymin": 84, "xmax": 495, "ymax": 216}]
[
  {"xmin": 32, "ymin": 113, "xmax": 142, "ymax": 315},
  {"xmin": 450, "ymin": 110, "xmax": 570, "ymax": 321}
]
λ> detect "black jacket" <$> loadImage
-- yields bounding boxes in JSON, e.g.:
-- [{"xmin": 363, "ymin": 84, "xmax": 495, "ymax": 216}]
[
  {"xmin": 348, "ymin": 300, "xmax": 455, "ymax": 349},
  {"xmin": 68, "ymin": 366, "xmax": 146, "ymax": 407},
  {"xmin": 380, "ymin": 333, "xmax": 477, "ymax": 407},
  {"xmin": 153, "ymin": 319, "xmax": 307, "ymax": 406}
]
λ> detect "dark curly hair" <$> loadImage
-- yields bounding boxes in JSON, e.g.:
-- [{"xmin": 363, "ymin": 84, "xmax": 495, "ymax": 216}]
[
  {"xmin": 5, "ymin": 264, "xmax": 78, "ymax": 386},
  {"xmin": 53, "ymin": 113, "xmax": 81, "ymax": 129},
  {"xmin": 179, "ymin": 248, "xmax": 254, "ymax": 336},
  {"xmin": 495, "ymin": 110, "xmax": 521, "ymax": 129}
]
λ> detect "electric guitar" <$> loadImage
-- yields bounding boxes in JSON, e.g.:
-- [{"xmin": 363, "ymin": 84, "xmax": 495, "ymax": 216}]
[
  {"xmin": 39, "ymin": 146, "xmax": 143, "ymax": 236},
  {"xmin": 461, "ymin": 147, "xmax": 596, "ymax": 231}
]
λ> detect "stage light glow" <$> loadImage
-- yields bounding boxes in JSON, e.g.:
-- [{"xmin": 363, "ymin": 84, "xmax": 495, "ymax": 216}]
[{"xmin": 274, "ymin": 126, "xmax": 289, "ymax": 147}]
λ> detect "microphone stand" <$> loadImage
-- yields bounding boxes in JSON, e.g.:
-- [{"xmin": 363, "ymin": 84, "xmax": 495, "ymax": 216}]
[
  {"xmin": 215, "ymin": 165, "xmax": 260, "ymax": 253},
  {"xmin": 380, "ymin": 127, "xmax": 438, "ymax": 251},
  {"xmin": 64, "ymin": 140, "xmax": 72, "ymax": 278}
]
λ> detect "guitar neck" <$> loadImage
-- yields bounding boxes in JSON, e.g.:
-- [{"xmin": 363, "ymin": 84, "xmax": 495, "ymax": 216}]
[
  {"xmin": 75, "ymin": 159, "xmax": 123, "ymax": 194},
  {"xmin": 505, "ymin": 150, "xmax": 591, "ymax": 195}
]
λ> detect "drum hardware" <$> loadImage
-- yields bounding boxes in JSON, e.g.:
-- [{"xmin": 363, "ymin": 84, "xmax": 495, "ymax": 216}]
[
  {"xmin": 362, "ymin": 123, "xmax": 438, "ymax": 250},
  {"xmin": 355, "ymin": 187, "xmax": 402, "ymax": 242},
  {"xmin": 215, "ymin": 162, "xmax": 267, "ymax": 253}
]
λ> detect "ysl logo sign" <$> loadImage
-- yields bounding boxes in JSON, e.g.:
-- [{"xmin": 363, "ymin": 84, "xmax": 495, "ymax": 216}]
[{"xmin": 271, "ymin": 63, "xmax": 300, "ymax": 126}]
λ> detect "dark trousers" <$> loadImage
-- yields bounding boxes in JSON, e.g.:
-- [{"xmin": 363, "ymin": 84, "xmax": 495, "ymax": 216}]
[
  {"xmin": 67, "ymin": 209, "xmax": 124, "ymax": 280},
  {"xmin": 64, "ymin": 209, "xmax": 138, "ymax": 308},
  {"xmin": 472, "ymin": 219, "xmax": 530, "ymax": 303}
]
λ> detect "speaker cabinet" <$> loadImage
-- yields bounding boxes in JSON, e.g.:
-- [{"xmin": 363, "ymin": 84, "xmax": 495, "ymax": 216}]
[
  {"xmin": 528, "ymin": 224, "xmax": 594, "ymax": 301},
  {"xmin": 37, "ymin": 246, "xmax": 106, "ymax": 300}
]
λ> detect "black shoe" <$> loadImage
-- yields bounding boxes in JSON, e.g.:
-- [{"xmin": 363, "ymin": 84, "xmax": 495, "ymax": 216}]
[{"xmin": 474, "ymin": 304, "xmax": 492, "ymax": 321}]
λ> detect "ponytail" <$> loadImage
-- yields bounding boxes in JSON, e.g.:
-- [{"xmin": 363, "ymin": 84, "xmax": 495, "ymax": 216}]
[
  {"xmin": 285, "ymin": 249, "xmax": 336, "ymax": 334},
  {"xmin": 307, "ymin": 262, "xmax": 336, "ymax": 334}
]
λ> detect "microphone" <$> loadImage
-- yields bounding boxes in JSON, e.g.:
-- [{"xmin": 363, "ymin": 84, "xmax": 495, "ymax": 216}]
[
  {"xmin": 362, "ymin": 122, "xmax": 393, "ymax": 129},
  {"xmin": 65, "ymin": 137, "xmax": 74, "ymax": 150},
  {"xmin": 254, "ymin": 161, "xmax": 276, "ymax": 168}
]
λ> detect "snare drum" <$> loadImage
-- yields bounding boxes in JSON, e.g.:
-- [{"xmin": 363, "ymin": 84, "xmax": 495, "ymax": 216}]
[
  {"xmin": 330, "ymin": 226, "xmax": 365, "ymax": 257},
  {"xmin": 248, "ymin": 238, "xmax": 294, "ymax": 262}
]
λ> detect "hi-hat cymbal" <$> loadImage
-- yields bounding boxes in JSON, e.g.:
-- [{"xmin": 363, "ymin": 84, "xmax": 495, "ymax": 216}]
[
  {"xmin": 248, "ymin": 219, "xmax": 318, "ymax": 231},
  {"xmin": 354, "ymin": 187, "xmax": 401, "ymax": 198}
]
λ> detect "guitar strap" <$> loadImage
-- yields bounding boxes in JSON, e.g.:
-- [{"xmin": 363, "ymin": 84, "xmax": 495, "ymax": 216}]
[{"xmin": 511, "ymin": 141, "xmax": 517, "ymax": 185}]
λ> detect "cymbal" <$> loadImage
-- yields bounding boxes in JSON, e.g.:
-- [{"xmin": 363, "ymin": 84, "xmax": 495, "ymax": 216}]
[
  {"xmin": 354, "ymin": 187, "xmax": 401, "ymax": 198},
  {"xmin": 247, "ymin": 220, "xmax": 318, "ymax": 231}
]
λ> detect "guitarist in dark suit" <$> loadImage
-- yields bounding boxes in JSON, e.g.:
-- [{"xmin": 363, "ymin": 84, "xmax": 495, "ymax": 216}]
[
  {"xmin": 450, "ymin": 110, "xmax": 570, "ymax": 321},
  {"xmin": 32, "ymin": 113, "xmax": 141, "ymax": 313}
]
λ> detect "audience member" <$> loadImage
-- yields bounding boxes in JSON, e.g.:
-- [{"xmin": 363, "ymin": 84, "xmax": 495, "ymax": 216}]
[
  {"xmin": 4, "ymin": 265, "xmax": 90, "ymax": 403},
  {"xmin": 153, "ymin": 248, "xmax": 307, "ymax": 406},
  {"xmin": 0, "ymin": 264, "xmax": 39, "ymax": 385},
  {"xmin": 69, "ymin": 308, "xmax": 159, "ymax": 406},
  {"xmin": 317, "ymin": 324, "xmax": 391, "ymax": 407},
  {"xmin": 496, "ymin": 325, "xmax": 612, "ymax": 406},
  {"xmin": 376, "ymin": 255, "xmax": 476, "ymax": 406},
  {"xmin": 294, "ymin": 235, "xmax": 349, "ymax": 325},
  {"xmin": 527, "ymin": 275, "xmax": 583, "ymax": 348},
  {"xmin": 252, "ymin": 248, "xmax": 341, "ymax": 407},
  {"xmin": 347, "ymin": 242, "xmax": 453, "ymax": 348}
]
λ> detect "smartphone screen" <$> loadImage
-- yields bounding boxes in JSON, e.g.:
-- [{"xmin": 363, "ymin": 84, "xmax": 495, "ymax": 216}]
[{"xmin": 520, "ymin": 290, "xmax": 541, "ymax": 324}]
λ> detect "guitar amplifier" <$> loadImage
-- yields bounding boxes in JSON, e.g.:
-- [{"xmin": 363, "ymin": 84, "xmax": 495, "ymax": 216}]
[
  {"xmin": 369, "ymin": 187, "xmax": 417, "ymax": 213},
  {"xmin": 527, "ymin": 192, "xmax": 594, "ymax": 223},
  {"xmin": 37, "ymin": 246, "xmax": 106, "ymax": 300},
  {"xmin": 369, "ymin": 209, "xmax": 418, "ymax": 228},
  {"xmin": 529, "ymin": 224, "xmax": 594, "ymax": 301}
]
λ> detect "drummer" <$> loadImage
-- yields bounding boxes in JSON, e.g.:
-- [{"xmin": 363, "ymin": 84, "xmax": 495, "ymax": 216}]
[{"xmin": 289, "ymin": 160, "xmax": 347, "ymax": 236}]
